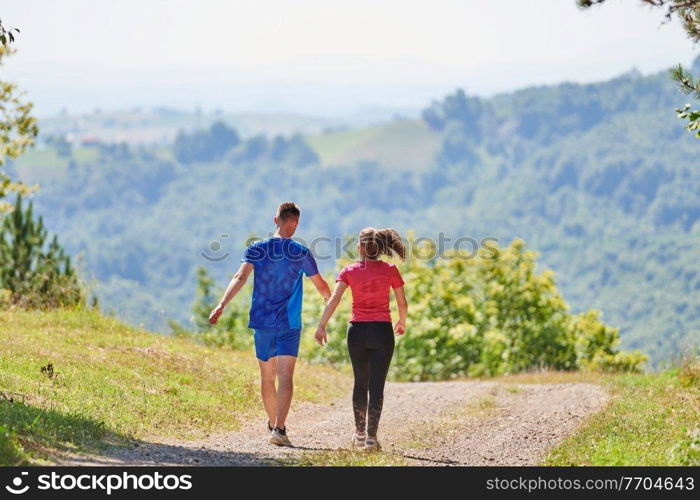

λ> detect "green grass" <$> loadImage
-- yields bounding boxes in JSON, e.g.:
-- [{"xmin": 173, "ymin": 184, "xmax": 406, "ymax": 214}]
[
  {"xmin": 283, "ymin": 449, "xmax": 408, "ymax": 466},
  {"xmin": 0, "ymin": 308, "xmax": 348, "ymax": 465},
  {"xmin": 544, "ymin": 366, "xmax": 700, "ymax": 466},
  {"xmin": 305, "ymin": 119, "xmax": 440, "ymax": 171}
]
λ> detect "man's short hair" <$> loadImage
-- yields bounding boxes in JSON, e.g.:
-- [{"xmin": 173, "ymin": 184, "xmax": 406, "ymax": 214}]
[{"xmin": 277, "ymin": 202, "xmax": 301, "ymax": 221}]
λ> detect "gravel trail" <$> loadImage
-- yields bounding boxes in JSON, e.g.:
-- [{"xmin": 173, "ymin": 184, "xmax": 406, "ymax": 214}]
[{"xmin": 63, "ymin": 381, "xmax": 608, "ymax": 466}]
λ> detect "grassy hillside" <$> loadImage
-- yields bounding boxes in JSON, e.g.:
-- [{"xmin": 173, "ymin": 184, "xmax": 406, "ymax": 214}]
[
  {"xmin": 544, "ymin": 364, "xmax": 700, "ymax": 465},
  {"xmin": 305, "ymin": 119, "xmax": 440, "ymax": 170},
  {"xmin": 1, "ymin": 309, "xmax": 695, "ymax": 467},
  {"xmin": 0, "ymin": 308, "xmax": 348, "ymax": 465}
]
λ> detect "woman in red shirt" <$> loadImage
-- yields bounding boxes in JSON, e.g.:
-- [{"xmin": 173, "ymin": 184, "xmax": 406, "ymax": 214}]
[{"xmin": 315, "ymin": 227, "xmax": 408, "ymax": 451}]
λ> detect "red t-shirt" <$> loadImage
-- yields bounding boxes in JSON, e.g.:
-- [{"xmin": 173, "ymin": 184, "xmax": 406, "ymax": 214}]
[{"xmin": 336, "ymin": 260, "xmax": 405, "ymax": 322}]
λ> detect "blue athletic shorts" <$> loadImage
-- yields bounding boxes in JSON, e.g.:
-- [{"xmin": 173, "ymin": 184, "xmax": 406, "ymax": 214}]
[{"xmin": 253, "ymin": 328, "xmax": 302, "ymax": 361}]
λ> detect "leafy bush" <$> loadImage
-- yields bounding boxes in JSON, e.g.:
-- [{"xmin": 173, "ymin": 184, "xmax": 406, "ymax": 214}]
[{"xmin": 300, "ymin": 237, "xmax": 646, "ymax": 380}]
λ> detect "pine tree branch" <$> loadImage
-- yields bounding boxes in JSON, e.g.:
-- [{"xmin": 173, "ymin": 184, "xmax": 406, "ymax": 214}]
[
  {"xmin": 578, "ymin": 0, "xmax": 700, "ymax": 22},
  {"xmin": 677, "ymin": 5, "xmax": 700, "ymax": 42},
  {"xmin": 671, "ymin": 64, "xmax": 700, "ymax": 98}
]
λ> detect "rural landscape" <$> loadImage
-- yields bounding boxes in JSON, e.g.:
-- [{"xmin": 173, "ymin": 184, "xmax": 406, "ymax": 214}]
[{"xmin": 1, "ymin": 1, "xmax": 699, "ymax": 468}]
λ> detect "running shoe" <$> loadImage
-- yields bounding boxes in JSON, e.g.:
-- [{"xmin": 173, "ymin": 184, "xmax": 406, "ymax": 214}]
[
  {"xmin": 269, "ymin": 426, "xmax": 292, "ymax": 447},
  {"xmin": 364, "ymin": 437, "xmax": 381, "ymax": 452},
  {"xmin": 351, "ymin": 433, "xmax": 366, "ymax": 449}
]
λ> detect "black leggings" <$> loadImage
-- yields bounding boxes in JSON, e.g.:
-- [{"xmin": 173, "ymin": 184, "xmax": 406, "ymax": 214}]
[{"xmin": 347, "ymin": 321, "xmax": 395, "ymax": 437}]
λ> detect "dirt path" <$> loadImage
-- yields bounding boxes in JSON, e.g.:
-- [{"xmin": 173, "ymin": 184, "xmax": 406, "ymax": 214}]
[{"xmin": 63, "ymin": 381, "xmax": 608, "ymax": 466}]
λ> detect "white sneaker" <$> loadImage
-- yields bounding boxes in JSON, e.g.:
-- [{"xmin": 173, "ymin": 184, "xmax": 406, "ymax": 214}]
[
  {"xmin": 364, "ymin": 437, "xmax": 381, "ymax": 452},
  {"xmin": 269, "ymin": 427, "xmax": 292, "ymax": 447},
  {"xmin": 351, "ymin": 433, "xmax": 366, "ymax": 449}
]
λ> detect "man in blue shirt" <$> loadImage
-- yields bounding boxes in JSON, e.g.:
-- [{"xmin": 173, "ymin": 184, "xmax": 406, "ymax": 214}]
[{"xmin": 209, "ymin": 202, "xmax": 331, "ymax": 446}]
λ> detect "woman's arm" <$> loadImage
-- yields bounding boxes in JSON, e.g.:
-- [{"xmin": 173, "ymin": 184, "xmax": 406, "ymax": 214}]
[
  {"xmin": 314, "ymin": 281, "xmax": 348, "ymax": 345},
  {"xmin": 209, "ymin": 262, "xmax": 254, "ymax": 324},
  {"xmin": 392, "ymin": 286, "xmax": 407, "ymax": 335}
]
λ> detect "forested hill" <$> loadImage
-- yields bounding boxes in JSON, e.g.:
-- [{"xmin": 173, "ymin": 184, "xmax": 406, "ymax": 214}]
[{"xmin": 7, "ymin": 60, "xmax": 700, "ymax": 366}]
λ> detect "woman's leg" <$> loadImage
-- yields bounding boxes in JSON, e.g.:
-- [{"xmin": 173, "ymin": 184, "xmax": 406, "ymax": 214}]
[
  {"xmin": 347, "ymin": 323, "xmax": 370, "ymax": 434},
  {"xmin": 366, "ymin": 323, "xmax": 395, "ymax": 438}
]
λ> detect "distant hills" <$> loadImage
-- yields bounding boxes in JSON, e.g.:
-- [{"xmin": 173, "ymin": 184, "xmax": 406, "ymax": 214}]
[
  {"xmin": 37, "ymin": 106, "xmax": 422, "ymax": 146},
  {"xmin": 8, "ymin": 62, "xmax": 700, "ymax": 366}
]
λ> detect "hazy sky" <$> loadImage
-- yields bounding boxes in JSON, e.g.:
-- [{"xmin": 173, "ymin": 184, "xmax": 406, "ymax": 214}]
[{"xmin": 2, "ymin": 0, "xmax": 697, "ymax": 116}]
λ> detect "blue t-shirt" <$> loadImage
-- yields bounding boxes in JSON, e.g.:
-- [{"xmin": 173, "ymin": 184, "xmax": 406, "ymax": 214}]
[{"xmin": 242, "ymin": 237, "xmax": 319, "ymax": 329}]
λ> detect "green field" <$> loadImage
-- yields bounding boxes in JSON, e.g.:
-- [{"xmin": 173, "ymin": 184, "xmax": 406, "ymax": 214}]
[
  {"xmin": 10, "ymin": 147, "xmax": 100, "ymax": 183},
  {"xmin": 0, "ymin": 308, "xmax": 348, "ymax": 465},
  {"xmin": 305, "ymin": 119, "xmax": 440, "ymax": 170}
]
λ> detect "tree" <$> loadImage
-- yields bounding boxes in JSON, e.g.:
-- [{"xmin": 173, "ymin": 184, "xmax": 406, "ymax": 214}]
[
  {"xmin": 422, "ymin": 89, "xmax": 486, "ymax": 138},
  {"xmin": 0, "ymin": 19, "xmax": 80, "ymax": 308},
  {"xmin": 0, "ymin": 195, "xmax": 83, "ymax": 308},
  {"xmin": 46, "ymin": 134, "xmax": 72, "ymax": 158},
  {"xmin": 172, "ymin": 266, "xmax": 252, "ymax": 350},
  {"xmin": 207, "ymin": 121, "xmax": 240, "ymax": 160},
  {"xmin": 173, "ymin": 121, "xmax": 240, "ymax": 164},
  {"xmin": 577, "ymin": 0, "xmax": 700, "ymax": 136},
  {"xmin": 0, "ymin": 45, "xmax": 39, "ymax": 212},
  {"xmin": 675, "ymin": 57, "xmax": 700, "ymax": 136}
]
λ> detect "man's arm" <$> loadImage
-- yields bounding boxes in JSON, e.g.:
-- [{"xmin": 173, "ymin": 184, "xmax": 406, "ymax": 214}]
[
  {"xmin": 209, "ymin": 262, "xmax": 254, "ymax": 324},
  {"xmin": 309, "ymin": 273, "xmax": 331, "ymax": 302}
]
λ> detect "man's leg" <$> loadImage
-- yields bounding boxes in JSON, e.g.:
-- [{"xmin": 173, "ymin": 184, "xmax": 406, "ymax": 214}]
[
  {"xmin": 258, "ymin": 357, "xmax": 277, "ymax": 427},
  {"xmin": 274, "ymin": 355, "xmax": 297, "ymax": 429}
]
